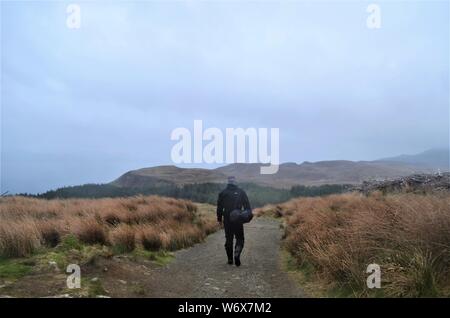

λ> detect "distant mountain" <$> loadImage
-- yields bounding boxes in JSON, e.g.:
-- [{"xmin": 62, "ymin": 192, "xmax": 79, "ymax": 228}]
[
  {"xmin": 111, "ymin": 150, "xmax": 443, "ymax": 189},
  {"xmin": 111, "ymin": 165, "xmax": 226, "ymax": 187},
  {"xmin": 378, "ymin": 148, "xmax": 449, "ymax": 171}
]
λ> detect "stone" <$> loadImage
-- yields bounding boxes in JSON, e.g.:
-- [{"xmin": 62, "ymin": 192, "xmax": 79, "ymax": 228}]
[{"xmin": 48, "ymin": 261, "xmax": 59, "ymax": 271}]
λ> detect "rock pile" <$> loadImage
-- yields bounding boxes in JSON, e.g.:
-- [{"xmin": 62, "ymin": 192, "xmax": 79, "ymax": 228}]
[{"xmin": 356, "ymin": 172, "xmax": 450, "ymax": 194}]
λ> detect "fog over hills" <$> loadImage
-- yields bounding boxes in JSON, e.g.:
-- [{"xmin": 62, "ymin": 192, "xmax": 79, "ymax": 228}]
[{"xmin": 378, "ymin": 148, "xmax": 449, "ymax": 170}]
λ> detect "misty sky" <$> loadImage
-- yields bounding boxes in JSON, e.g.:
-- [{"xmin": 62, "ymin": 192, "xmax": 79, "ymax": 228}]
[{"xmin": 1, "ymin": 1, "xmax": 449, "ymax": 194}]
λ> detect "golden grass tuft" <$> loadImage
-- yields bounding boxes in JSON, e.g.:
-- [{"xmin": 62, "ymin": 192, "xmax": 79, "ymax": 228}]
[
  {"xmin": 270, "ymin": 192, "xmax": 450, "ymax": 297},
  {"xmin": 0, "ymin": 195, "xmax": 216, "ymax": 258},
  {"xmin": 110, "ymin": 224, "xmax": 136, "ymax": 252},
  {"xmin": 139, "ymin": 225, "xmax": 164, "ymax": 251},
  {"xmin": 0, "ymin": 221, "xmax": 41, "ymax": 257},
  {"xmin": 36, "ymin": 220, "xmax": 63, "ymax": 247},
  {"xmin": 72, "ymin": 218, "xmax": 109, "ymax": 245}
]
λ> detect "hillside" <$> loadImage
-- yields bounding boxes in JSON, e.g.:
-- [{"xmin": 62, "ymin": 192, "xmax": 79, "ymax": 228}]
[
  {"xmin": 37, "ymin": 149, "xmax": 446, "ymax": 203},
  {"xmin": 378, "ymin": 148, "xmax": 449, "ymax": 170},
  {"xmin": 112, "ymin": 166, "xmax": 226, "ymax": 188},
  {"xmin": 215, "ymin": 160, "xmax": 431, "ymax": 188},
  {"xmin": 112, "ymin": 159, "xmax": 435, "ymax": 189}
]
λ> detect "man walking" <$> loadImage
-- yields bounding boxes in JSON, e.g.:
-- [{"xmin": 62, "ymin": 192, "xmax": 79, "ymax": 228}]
[{"xmin": 216, "ymin": 176, "xmax": 251, "ymax": 267}]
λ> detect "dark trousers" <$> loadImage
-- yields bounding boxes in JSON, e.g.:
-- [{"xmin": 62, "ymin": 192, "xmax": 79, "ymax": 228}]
[{"xmin": 224, "ymin": 221, "xmax": 244, "ymax": 260}]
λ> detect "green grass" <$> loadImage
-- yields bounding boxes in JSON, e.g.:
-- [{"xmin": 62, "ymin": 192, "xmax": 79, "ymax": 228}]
[
  {"xmin": 132, "ymin": 248, "xmax": 174, "ymax": 266},
  {"xmin": 0, "ymin": 258, "xmax": 34, "ymax": 280},
  {"xmin": 39, "ymin": 251, "xmax": 68, "ymax": 270},
  {"xmin": 59, "ymin": 234, "xmax": 83, "ymax": 251},
  {"xmin": 88, "ymin": 279, "xmax": 107, "ymax": 297},
  {"xmin": 33, "ymin": 236, "xmax": 83, "ymax": 270},
  {"xmin": 111, "ymin": 243, "xmax": 134, "ymax": 255},
  {"xmin": 33, "ymin": 237, "xmax": 108, "ymax": 271},
  {"xmin": 283, "ymin": 251, "xmax": 315, "ymax": 280}
]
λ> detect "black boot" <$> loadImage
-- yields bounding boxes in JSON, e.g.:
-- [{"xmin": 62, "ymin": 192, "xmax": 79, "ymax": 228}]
[
  {"xmin": 225, "ymin": 244, "xmax": 233, "ymax": 265},
  {"xmin": 234, "ymin": 244, "xmax": 242, "ymax": 267},
  {"xmin": 234, "ymin": 255, "xmax": 241, "ymax": 267}
]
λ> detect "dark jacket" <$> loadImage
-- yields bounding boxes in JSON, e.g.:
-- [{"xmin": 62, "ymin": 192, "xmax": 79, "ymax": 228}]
[{"xmin": 216, "ymin": 184, "xmax": 251, "ymax": 223}]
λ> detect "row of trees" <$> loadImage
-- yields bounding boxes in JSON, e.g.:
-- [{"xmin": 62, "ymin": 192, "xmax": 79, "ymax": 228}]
[{"xmin": 34, "ymin": 182, "xmax": 352, "ymax": 207}]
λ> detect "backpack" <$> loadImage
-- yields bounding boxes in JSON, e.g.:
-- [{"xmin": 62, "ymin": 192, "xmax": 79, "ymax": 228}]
[{"xmin": 229, "ymin": 190, "xmax": 253, "ymax": 224}]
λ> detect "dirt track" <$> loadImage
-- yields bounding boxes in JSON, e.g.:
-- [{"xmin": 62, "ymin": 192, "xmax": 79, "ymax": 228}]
[{"xmin": 143, "ymin": 217, "xmax": 304, "ymax": 297}]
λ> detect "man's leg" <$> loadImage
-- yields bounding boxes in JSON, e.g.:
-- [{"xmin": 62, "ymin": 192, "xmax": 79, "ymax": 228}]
[
  {"xmin": 224, "ymin": 223, "xmax": 234, "ymax": 264},
  {"xmin": 233, "ymin": 223, "xmax": 245, "ymax": 267}
]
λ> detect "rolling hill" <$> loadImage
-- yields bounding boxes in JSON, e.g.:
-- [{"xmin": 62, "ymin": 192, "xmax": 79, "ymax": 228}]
[
  {"xmin": 378, "ymin": 148, "xmax": 449, "ymax": 170},
  {"xmin": 112, "ymin": 149, "xmax": 447, "ymax": 189}
]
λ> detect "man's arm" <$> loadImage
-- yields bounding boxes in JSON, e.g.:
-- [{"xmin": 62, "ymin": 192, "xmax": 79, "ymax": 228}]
[
  {"xmin": 241, "ymin": 190, "xmax": 251, "ymax": 211},
  {"xmin": 216, "ymin": 191, "xmax": 224, "ymax": 223}
]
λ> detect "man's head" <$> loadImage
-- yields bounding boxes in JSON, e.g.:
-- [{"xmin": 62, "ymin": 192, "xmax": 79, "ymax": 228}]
[{"xmin": 227, "ymin": 176, "xmax": 236, "ymax": 185}]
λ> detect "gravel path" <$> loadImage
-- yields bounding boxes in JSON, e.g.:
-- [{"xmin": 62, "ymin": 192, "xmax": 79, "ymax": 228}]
[{"xmin": 146, "ymin": 217, "xmax": 304, "ymax": 298}]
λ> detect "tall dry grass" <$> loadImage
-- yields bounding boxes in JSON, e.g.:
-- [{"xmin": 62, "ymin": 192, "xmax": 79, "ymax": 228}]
[
  {"xmin": 0, "ymin": 195, "xmax": 217, "ymax": 258},
  {"xmin": 260, "ymin": 192, "xmax": 450, "ymax": 297}
]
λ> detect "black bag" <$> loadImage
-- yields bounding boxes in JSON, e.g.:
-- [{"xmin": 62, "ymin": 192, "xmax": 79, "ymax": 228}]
[
  {"xmin": 229, "ymin": 191, "xmax": 253, "ymax": 224},
  {"xmin": 230, "ymin": 208, "xmax": 253, "ymax": 224}
]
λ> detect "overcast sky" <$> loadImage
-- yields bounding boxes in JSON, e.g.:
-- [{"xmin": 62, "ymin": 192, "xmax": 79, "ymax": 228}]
[{"xmin": 1, "ymin": 1, "xmax": 449, "ymax": 194}]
